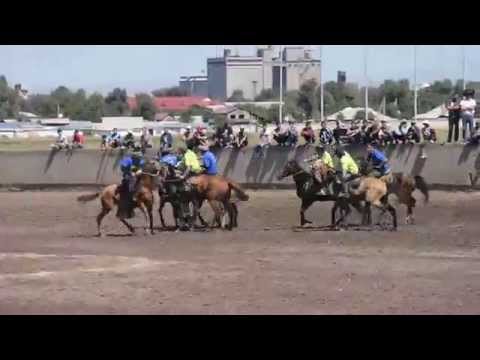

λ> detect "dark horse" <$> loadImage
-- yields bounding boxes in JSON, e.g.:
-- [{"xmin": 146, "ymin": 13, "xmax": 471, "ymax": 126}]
[{"xmin": 277, "ymin": 159, "xmax": 364, "ymax": 227}]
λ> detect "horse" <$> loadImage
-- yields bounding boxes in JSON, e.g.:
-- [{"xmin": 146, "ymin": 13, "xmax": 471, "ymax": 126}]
[
  {"xmin": 77, "ymin": 161, "xmax": 158, "ymax": 237},
  {"xmin": 188, "ymin": 174, "xmax": 249, "ymax": 230},
  {"xmin": 277, "ymin": 159, "xmax": 363, "ymax": 227},
  {"xmin": 157, "ymin": 165, "xmax": 244, "ymax": 230},
  {"xmin": 360, "ymin": 161, "xmax": 429, "ymax": 224}
]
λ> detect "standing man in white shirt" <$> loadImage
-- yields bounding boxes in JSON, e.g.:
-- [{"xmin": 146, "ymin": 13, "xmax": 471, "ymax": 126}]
[{"xmin": 460, "ymin": 89, "xmax": 477, "ymax": 142}]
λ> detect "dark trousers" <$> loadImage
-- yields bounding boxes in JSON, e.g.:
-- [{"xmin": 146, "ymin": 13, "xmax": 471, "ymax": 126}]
[{"xmin": 448, "ymin": 117, "xmax": 460, "ymax": 143}]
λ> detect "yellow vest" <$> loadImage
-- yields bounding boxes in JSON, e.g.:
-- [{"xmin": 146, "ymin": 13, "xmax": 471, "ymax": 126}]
[
  {"xmin": 183, "ymin": 149, "xmax": 202, "ymax": 173},
  {"xmin": 321, "ymin": 152, "xmax": 334, "ymax": 169},
  {"xmin": 340, "ymin": 152, "xmax": 359, "ymax": 175}
]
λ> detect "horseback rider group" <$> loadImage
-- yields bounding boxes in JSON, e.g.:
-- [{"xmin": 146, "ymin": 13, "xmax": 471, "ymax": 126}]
[{"xmin": 305, "ymin": 141, "xmax": 391, "ymax": 199}]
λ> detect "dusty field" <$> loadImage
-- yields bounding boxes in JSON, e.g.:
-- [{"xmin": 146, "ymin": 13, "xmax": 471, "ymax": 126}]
[{"xmin": 1, "ymin": 189, "xmax": 480, "ymax": 314}]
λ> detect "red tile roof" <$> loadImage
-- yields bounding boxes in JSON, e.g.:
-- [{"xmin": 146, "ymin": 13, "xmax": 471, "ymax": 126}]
[{"xmin": 128, "ymin": 96, "xmax": 220, "ymax": 112}]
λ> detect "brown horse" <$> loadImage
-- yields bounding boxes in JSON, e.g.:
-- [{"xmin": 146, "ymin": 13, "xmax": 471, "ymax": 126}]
[
  {"xmin": 313, "ymin": 160, "xmax": 397, "ymax": 230},
  {"xmin": 77, "ymin": 162, "xmax": 158, "ymax": 237},
  {"xmin": 188, "ymin": 175, "xmax": 249, "ymax": 230},
  {"xmin": 379, "ymin": 173, "xmax": 429, "ymax": 224}
]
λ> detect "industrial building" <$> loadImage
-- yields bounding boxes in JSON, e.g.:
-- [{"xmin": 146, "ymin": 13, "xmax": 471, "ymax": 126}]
[
  {"xmin": 178, "ymin": 76, "xmax": 208, "ymax": 97},
  {"xmin": 206, "ymin": 46, "xmax": 321, "ymax": 101}
]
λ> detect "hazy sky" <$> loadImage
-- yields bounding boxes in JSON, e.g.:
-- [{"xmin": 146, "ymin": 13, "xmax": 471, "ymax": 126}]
[{"xmin": 1, "ymin": 45, "xmax": 478, "ymax": 95}]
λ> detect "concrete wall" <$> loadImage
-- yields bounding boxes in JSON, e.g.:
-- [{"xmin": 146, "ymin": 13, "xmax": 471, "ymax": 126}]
[{"xmin": 1, "ymin": 144, "xmax": 479, "ymax": 189}]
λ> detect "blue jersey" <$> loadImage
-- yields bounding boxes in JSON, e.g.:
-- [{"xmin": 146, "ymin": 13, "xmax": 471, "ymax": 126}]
[
  {"xmin": 202, "ymin": 151, "xmax": 218, "ymax": 175},
  {"xmin": 368, "ymin": 149, "xmax": 391, "ymax": 174},
  {"xmin": 120, "ymin": 156, "xmax": 144, "ymax": 175},
  {"xmin": 160, "ymin": 154, "xmax": 178, "ymax": 167}
]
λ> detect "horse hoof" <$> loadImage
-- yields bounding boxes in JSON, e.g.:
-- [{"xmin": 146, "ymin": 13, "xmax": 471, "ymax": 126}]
[{"xmin": 97, "ymin": 232, "xmax": 105, "ymax": 238}]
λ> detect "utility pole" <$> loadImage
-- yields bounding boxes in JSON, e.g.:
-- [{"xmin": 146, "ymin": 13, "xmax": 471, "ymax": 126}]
[
  {"xmin": 364, "ymin": 45, "xmax": 369, "ymax": 121},
  {"xmin": 414, "ymin": 45, "xmax": 417, "ymax": 122},
  {"xmin": 462, "ymin": 45, "xmax": 467, "ymax": 90},
  {"xmin": 279, "ymin": 45, "xmax": 283, "ymax": 124},
  {"xmin": 320, "ymin": 45, "xmax": 324, "ymax": 122}
]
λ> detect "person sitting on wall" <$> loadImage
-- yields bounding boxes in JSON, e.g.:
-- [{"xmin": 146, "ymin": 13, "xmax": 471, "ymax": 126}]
[
  {"xmin": 253, "ymin": 124, "xmax": 270, "ymax": 159},
  {"xmin": 393, "ymin": 120, "xmax": 409, "ymax": 144},
  {"xmin": 123, "ymin": 130, "xmax": 135, "ymax": 150},
  {"xmin": 421, "ymin": 121, "xmax": 437, "ymax": 143},
  {"xmin": 193, "ymin": 126, "xmax": 209, "ymax": 149},
  {"xmin": 182, "ymin": 126, "xmax": 193, "ymax": 145},
  {"xmin": 406, "ymin": 120, "xmax": 421, "ymax": 144},
  {"xmin": 332, "ymin": 120, "xmax": 348, "ymax": 144},
  {"xmin": 378, "ymin": 120, "xmax": 393, "ymax": 146},
  {"xmin": 286, "ymin": 119, "xmax": 298, "ymax": 147},
  {"xmin": 140, "ymin": 127, "xmax": 153, "ymax": 154},
  {"xmin": 160, "ymin": 129, "xmax": 174, "ymax": 152},
  {"xmin": 108, "ymin": 128, "xmax": 122, "ymax": 149},
  {"xmin": 273, "ymin": 121, "xmax": 289, "ymax": 146},
  {"xmin": 51, "ymin": 128, "xmax": 70, "ymax": 150},
  {"xmin": 100, "ymin": 134, "xmax": 108, "ymax": 151},
  {"xmin": 319, "ymin": 120, "xmax": 334, "ymax": 146},
  {"xmin": 301, "ymin": 120, "xmax": 315, "ymax": 144},
  {"xmin": 234, "ymin": 127, "xmax": 249, "ymax": 149},
  {"xmin": 346, "ymin": 121, "xmax": 362, "ymax": 144},
  {"xmin": 215, "ymin": 123, "xmax": 234, "ymax": 148},
  {"xmin": 72, "ymin": 129, "xmax": 84, "ymax": 149}
]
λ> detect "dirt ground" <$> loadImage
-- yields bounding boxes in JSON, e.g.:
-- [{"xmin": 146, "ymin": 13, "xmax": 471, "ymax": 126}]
[{"xmin": 1, "ymin": 189, "xmax": 480, "ymax": 314}]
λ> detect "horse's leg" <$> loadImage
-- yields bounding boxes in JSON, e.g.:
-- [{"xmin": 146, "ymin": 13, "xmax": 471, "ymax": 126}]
[
  {"xmin": 159, "ymin": 198, "xmax": 167, "ymax": 229},
  {"xmin": 145, "ymin": 200, "xmax": 155, "ymax": 235},
  {"xmin": 96, "ymin": 206, "xmax": 110, "ymax": 237},
  {"xmin": 208, "ymin": 200, "xmax": 223, "ymax": 228},
  {"xmin": 120, "ymin": 218, "xmax": 135, "ymax": 234},
  {"xmin": 136, "ymin": 203, "xmax": 150, "ymax": 235},
  {"xmin": 197, "ymin": 199, "xmax": 208, "ymax": 227},
  {"xmin": 223, "ymin": 201, "xmax": 234, "ymax": 231},
  {"xmin": 362, "ymin": 202, "xmax": 371, "ymax": 226},
  {"xmin": 300, "ymin": 198, "xmax": 314, "ymax": 226},
  {"xmin": 405, "ymin": 196, "xmax": 415, "ymax": 225},
  {"xmin": 231, "ymin": 203, "xmax": 239, "ymax": 228}
]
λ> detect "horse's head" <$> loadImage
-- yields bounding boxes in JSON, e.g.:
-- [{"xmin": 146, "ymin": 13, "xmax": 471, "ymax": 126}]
[{"xmin": 277, "ymin": 159, "xmax": 303, "ymax": 180}]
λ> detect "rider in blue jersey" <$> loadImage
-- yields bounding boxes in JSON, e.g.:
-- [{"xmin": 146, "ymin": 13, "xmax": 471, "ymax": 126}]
[
  {"xmin": 366, "ymin": 142, "xmax": 391, "ymax": 178},
  {"xmin": 119, "ymin": 146, "xmax": 145, "ymax": 217}
]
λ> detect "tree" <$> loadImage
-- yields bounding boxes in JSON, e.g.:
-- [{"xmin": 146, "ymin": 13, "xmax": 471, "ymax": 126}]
[
  {"xmin": 152, "ymin": 86, "xmax": 188, "ymax": 97},
  {"xmin": 24, "ymin": 94, "xmax": 57, "ymax": 117},
  {"xmin": 284, "ymin": 90, "xmax": 304, "ymax": 121},
  {"xmin": 179, "ymin": 105, "xmax": 213, "ymax": 123},
  {"xmin": 83, "ymin": 93, "xmax": 105, "ymax": 122},
  {"xmin": 132, "ymin": 93, "xmax": 156, "ymax": 121},
  {"xmin": 104, "ymin": 88, "xmax": 129, "ymax": 116},
  {"xmin": 227, "ymin": 89, "xmax": 246, "ymax": 102},
  {"xmin": 255, "ymin": 89, "xmax": 276, "ymax": 101}
]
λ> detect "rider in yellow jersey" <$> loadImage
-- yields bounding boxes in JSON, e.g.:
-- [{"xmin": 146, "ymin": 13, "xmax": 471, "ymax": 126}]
[
  {"xmin": 304, "ymin": 145, "xmax": 335, "ymax": 195},
  {"xmin": 334, "ymin": 145, "xmax": 359, "ymax": 198}
]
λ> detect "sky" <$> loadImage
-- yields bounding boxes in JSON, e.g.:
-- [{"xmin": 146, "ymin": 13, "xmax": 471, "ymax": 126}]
[{"xmin": 1, "ymin": 45, "xmax": 479, "ymax": 95}]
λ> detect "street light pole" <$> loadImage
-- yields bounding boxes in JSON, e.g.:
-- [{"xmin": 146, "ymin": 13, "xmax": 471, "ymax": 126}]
[
  {"xmin": 279, "ymin": 45, "xmax": 283, "ymax": 124},
  {"xmin": 364, "ymin": 45, "xmax": 369, "ymax": 121},
  {"xmin": 320, "ymin": 45, "xmax": 324, "ymax": 122},
  {"xmin": 414, "ymin": 45, "xmax": 417, "ymax": 122},
  {"xmin": 462, "ymin": 45, "xmax": 467, "ymax": 91}
]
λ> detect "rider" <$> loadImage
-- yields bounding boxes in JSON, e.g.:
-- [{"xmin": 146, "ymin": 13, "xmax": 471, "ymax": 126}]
[
  {"xmin": 119, "ymin": 146, "xmax": 145, "ymax": 218},
  {"xmin": 199, "ymin": 144, "xmax": 218, "ymax": 175},
  {"xmin": 365, "ymin": 142, "xmax": 391, "ymax": 178},
  {"xmin": 304, "ymin": 145, "xmax": 335, "ymax": 195},
  {"xmin": 334, "ymin": 145, "xmax": 360, "ymax": 198},
  {"xmin": 177, "ymin": 143, "xmax": 202, "ymax": 180}
]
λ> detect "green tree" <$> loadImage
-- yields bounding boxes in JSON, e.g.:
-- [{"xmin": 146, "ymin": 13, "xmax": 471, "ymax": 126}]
[
  {"xmin": 132, "ymin": 93, "xmax": 156, "ymax": 121},
  {"xmin": 297, "ymin": 79, "xmax": 319, "ymax": 119},
  {"xmin": 104, "ymin": 88, "xmax": 129, "ymax": 116},
  {"xmin": 179, "ymin": 105, "xmax": 213, "ymax": 123},
  {"xmin": 152, "ymin": 86, "xmax": 188, "ymax": 97},
  {"xmin": 24, "ymin": 94, "xmax": 57, "ymax": 117},
  {"xmin": 227, "ymin": 89, "xmax": 246, "ymax": 102},
  {"xmin": 83, "ymin": 93, "xmax": 105, "ymax": 122},
  {"xmin": 255, "ymin": 89, "xmax": 276, "ymax": 101}
]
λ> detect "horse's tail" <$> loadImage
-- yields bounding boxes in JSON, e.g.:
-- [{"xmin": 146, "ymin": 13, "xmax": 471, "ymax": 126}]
[
  {"xmin": 227, "ymin": 180, "xmax": 249, "ymax": 201},
  {"xmin": 77, "ymin": 192, "xmax": 100, "ymax": 203},
  {"xmin": 414, "ymin": 175, "xmax": 429, "ymax": 204}
]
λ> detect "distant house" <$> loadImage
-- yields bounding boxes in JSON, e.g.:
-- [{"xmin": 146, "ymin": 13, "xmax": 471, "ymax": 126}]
[{"xmin": 154, "ymin": 112, "xmax": 175, "ymax": 122}]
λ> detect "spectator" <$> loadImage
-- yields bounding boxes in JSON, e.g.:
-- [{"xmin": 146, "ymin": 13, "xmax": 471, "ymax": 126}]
[
  {"xmin": 460, "ymin": 89, "xmax": 477, "ymax": 143},
  {"xmin": 319, "ymin": 120, "xmax": 334, "ymax": 146},
  {"xmin": 333, "ymin": 120, "xmax": 348, "ymax": 144},
  {"xmin": 301, "ymin": 120, "xmax": 315, "ymax": 144},
  {"xmin": 108, "ymin": 128, "xmax": 122, "ymax": 149},
  {"xmin": 273, "ymin": 121, "xmax": 289, "ymax": 146},
  {"xmin": 140, "ymin": 128, "xmax": 153, "ymax": 154},
  {"xmin": 253, "ymin": 125, "xmax": 270, "ymax": 159},
  {"xmin": 100, "ymin": 134, "xmax": 108, "ymax": 151},
  {"xmin": 72, "ymin": 129, "xmax": 84, "ymax": 149},
  {"xmin": 421, "ymin": 121, "xmax": 437, "ymax": 143},
  {"xmin": 215, "ymin": 123, "xmax": 234, "ymax": 148},
  {"xmin": 406, "ymin": 120, "xmax": 421, "ymax": 143},
  {"xmin": 51, "ymin": 128, "xmax": 69, "ymax": 150},
  {"xmin": 286, "ymin": 120, "xmax": 298, "ymax": 147},
  {"xmin": 447, "ymin": 95, "xmax": 461, "ymax": 143},
  {"xmin": 378, "ymin": 120, "xmax": 393, "ymax": 146},
  {"xmin": 182, "ymin": 126, "xmax": 193, "ymax": 145},
  {"xmin": 393, "ymin": 120, "xmax": 409, "ymax": 144},
  {"xmin": 193, "ymin": 126, "xmax": 209, "ymax": 148},
  {"xmin": 346, "ymin": 121, "xmax": 362, "ymax": 144},
  {"xmin": 123, "ymin": 130, "xmax": 135, "ymax": 149},
  {"xmin": 160, "ymin": 129, "xmax": 173, "ymax": 151},
  {"xmin": 234, "ymin": 127, "xmax": 248, "ymax": 149},
  {"xmin": 366, "ymin": 121, "xmax": 381, "ymax": 144}
]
